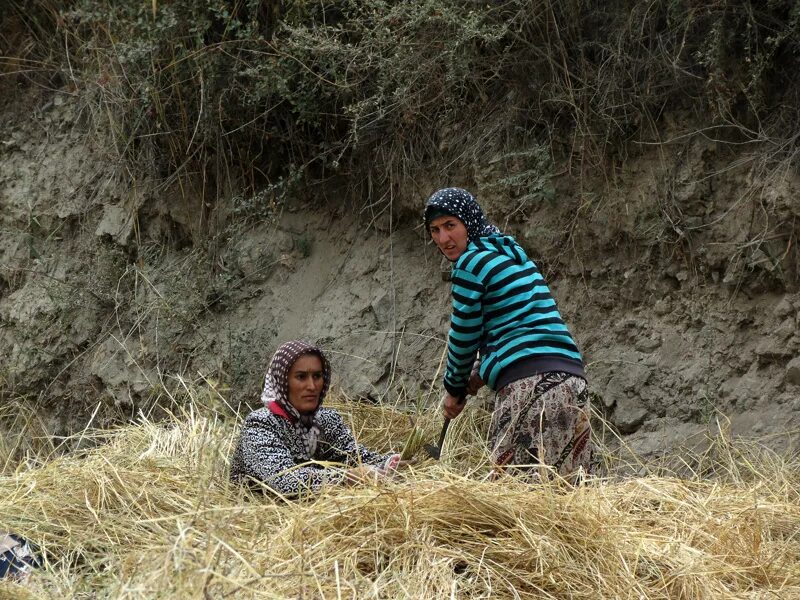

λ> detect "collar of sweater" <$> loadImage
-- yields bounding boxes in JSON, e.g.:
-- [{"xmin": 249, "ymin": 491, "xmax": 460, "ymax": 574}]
[{"xmin": 267, "ymin": 401, "xmax": 296, "ymax": 423}]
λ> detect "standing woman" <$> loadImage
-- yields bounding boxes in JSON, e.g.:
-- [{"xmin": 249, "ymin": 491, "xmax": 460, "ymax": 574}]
[
  {"xmin": 230, "ymin": 340, "xmax": 402, "ymax": 496},
  {"xmin": 425, "ymin": 188, "xmax": 592, "ymax": 482}
]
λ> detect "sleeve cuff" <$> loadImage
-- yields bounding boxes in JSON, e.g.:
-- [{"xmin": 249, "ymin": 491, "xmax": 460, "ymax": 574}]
[{"xmin": 443, "ymin": 380, "xmax": 467, "ymax": 398}]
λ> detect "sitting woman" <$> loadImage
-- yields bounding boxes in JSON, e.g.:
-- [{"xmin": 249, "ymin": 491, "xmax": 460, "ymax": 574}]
[{"xmin": 230, "ymin": 340, "xmax": 402, "ymax": 496}]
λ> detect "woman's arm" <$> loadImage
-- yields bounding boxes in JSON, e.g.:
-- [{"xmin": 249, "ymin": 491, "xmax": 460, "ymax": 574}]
[
  {"xmin": 443, "ymin": 267, "xmax": 485, "ymax": 397},
  {"xmin": 232, "ymin": 414, "xmax": 345, "ymax": 496},
  {"xmin": 317, "ymin": 410, "xmax": 398, "ymax": 470}
]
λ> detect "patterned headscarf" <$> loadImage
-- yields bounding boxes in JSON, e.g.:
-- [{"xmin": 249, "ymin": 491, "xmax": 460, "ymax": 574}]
[
  {"xmin": 260, "ymin": 340, "xmax": 331, "ymax": 457},
  {"xmin": 423, "ymin": 187, "xmax": 499, "ymax": 242}
]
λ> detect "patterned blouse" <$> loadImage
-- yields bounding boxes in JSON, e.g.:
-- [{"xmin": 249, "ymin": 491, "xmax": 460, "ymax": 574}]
[{"xmin": 229, "ymin": 406, "xmax": 395, "ymax": 496}]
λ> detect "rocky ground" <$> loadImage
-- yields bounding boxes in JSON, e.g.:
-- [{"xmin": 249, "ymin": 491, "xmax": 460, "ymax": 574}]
[{"xmin": 2, "ymin": 89, "xmax": 799, "ymax": 459}]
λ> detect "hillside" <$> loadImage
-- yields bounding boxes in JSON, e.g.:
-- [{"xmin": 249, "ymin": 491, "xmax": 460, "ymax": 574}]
[{"xmin": 2, "ymin": 1, "xmax": 800, "ymax": 458}]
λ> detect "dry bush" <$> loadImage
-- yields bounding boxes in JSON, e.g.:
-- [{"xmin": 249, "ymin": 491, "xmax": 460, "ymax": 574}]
[
  {"xmin": 0, "ymin": 1, "xmax": 65, "ymax": 93},
  {"xmin": 0, "ymin": 398, "xmax": 58, "ymax": 476},
  {"xmin": 1, "ymin": 389, "xmax": 799, "ymax": 599},
  {"xmin": 5, "ymin": 1, "xmax": 799, "ymax": 216}
]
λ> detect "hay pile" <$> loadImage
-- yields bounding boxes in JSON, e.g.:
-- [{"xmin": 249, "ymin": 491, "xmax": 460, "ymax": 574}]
[{"xmin": 1, "ymin": 396, "xmax": 799, "ymax": 599}]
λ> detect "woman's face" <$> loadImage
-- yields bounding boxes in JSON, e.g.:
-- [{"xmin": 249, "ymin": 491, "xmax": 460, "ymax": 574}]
[
  {"xmin": 429, "ymin": 215, "xmax": 468, "ymax": 261},
  {"xmin": 287, "ymin": 354, "xmax": 325, "ymax": 414}
]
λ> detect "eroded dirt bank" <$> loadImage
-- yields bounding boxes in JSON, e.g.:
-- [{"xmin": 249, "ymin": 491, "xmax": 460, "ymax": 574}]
[{"xmin": 2, "ymin": 92, "xmax": 799, "ymax": 457}]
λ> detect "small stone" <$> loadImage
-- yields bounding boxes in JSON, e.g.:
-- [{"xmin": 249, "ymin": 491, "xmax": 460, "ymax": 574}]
[
  {"xmin": 371, "ymin": 291, "xmax": 393, "ymax": 329},
  {"xmin": 599, "ymin": 392, "xmax": 615, "ymax": 409},
  {"xmin": 756, "ymin": 337, "xmax": 793, "ymax": 360},
  {"xmin": 774, "ymin": 296, "xmax": 794, "ymax": 318},
  {"xmin": 718, "ymin": 374, "xmax": 762, "ymax": 406},
  {"xmin": 785, "ymin": 356, "xmax": 800, "ymax": 386},
  {"xmin": 614, "ymin": 396, "xmax": 649, "ymax": 434},
  {"xmin": 607, "ymin": 364, "xmax": 652, "ymax": 396},
  {"xmin": 95, "ymin": 204, "xmax": 134, "ymax": 245},
  {"xmin": 776, "ymin": 317, "xmax": 796, "ymax": 340},
  {"xmin": 653, "ymin": 299, "xmax": 670, "ymax": 316},
  {"xmin": 723, "ymin": 262, "xmax": 740, "ymax": 286},
  {"xmin": 635, "ymin": 335, "xmax": 661, "ymax": 353},
  {"xmin": 275, "ymin": 231, "xmax": 294, "ymax": 252}
]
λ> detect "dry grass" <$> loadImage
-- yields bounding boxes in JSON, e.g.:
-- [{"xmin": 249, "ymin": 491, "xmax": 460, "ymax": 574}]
[{"xmin": 1, "ymin": 392, "xmax": 799, "ymax": 599}]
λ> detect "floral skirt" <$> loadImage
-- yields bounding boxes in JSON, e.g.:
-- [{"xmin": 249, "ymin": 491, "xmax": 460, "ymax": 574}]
[{"xmin": 489, "ymin": 372, "xmax": 592, "ymax": 482}]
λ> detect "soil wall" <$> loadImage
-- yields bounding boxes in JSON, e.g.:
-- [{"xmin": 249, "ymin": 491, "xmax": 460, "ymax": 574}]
[{"xmin": 2, "ymin": 91, "xmax": 799, "ymax": 457}]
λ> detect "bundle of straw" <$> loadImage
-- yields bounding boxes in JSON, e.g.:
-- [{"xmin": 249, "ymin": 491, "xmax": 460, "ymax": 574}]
[{"xmin": 0, "ymin": 392, "xmax": 798, "ymax": 598}]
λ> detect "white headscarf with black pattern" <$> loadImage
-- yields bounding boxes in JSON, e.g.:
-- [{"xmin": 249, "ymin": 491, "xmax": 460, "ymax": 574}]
[
  {"xmin": 423, "ymin": 187, "xmax": 500, "ymax": 242},
  {"xmin": 260, "ymin": 340, "xmax": 331, "ymax": 458}
]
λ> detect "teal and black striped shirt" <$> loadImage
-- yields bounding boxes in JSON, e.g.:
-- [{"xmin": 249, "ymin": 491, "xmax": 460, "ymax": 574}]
[{"xmin": 443, "ymin": 234, "xmax": 585, "ymax": 396}]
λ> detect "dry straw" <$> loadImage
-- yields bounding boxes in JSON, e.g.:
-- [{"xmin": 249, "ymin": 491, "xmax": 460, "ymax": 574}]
[{"xmin": 1, "ymin": 391, "xmax": 799, "ymax": 599}]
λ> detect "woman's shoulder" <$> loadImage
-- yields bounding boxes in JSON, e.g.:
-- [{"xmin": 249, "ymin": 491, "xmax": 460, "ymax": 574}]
[
  {"xmin": 244, "ymin": 406, "xmax": 270, "ymax": 420},
  {"xmin": 315, "ymin": 406, "xmax": 344, "ymax": 426},
  {"xmin": 458, "ymin": 234, "xmax": 529, "ymax": 269},
  {"xmin": 453, "ymin": 240, "xmax": 501, "ymax": 276},
  {"xmin": 243, "ymin": 407, "xmax": 286, "ymax": 428},
  {"xmin": 459, "ymin": 235, "xmax": 508, "ymax": 259}
]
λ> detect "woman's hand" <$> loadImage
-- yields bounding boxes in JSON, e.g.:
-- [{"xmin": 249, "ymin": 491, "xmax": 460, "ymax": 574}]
[
  {"xmin": 383, "ymin": 454, "xmax": 417, "ymax": 472},
  {"xmin": 343, "ymin": 465, "xmax": 382, "ymax": 486},
  {"xmin": 443, "ymin": 392, "xmax": 467, "ymax": 419},
  {"xmin": 343, "ymin": 457, "xmax": 418, "ymax": 486},
  {"xmin": 465, "ymin": 371, "xmax": 484, "ymax": 396}
]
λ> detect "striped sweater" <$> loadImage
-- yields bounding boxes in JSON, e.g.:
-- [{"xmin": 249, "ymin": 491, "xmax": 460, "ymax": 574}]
[{"xmin": 443, "ymin": 234, "xmax": 585, "ymax": 395}]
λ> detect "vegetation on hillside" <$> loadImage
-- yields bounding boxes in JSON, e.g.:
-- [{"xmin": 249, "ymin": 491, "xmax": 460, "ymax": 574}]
[{"xmin": 3, "ymin": 0, "xmax": 799, "ymax": 214}]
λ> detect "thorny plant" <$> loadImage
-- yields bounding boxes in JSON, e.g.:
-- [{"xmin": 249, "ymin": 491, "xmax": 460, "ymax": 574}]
[{"xmin": 2, "ymin": 0, "xmax": 800, "ymax": 221}]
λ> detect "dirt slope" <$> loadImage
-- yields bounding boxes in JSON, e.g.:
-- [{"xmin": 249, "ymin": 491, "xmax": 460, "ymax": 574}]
[{"xmin": 2, "ymin": 91, "xmax": 799, "ymax": 457}]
